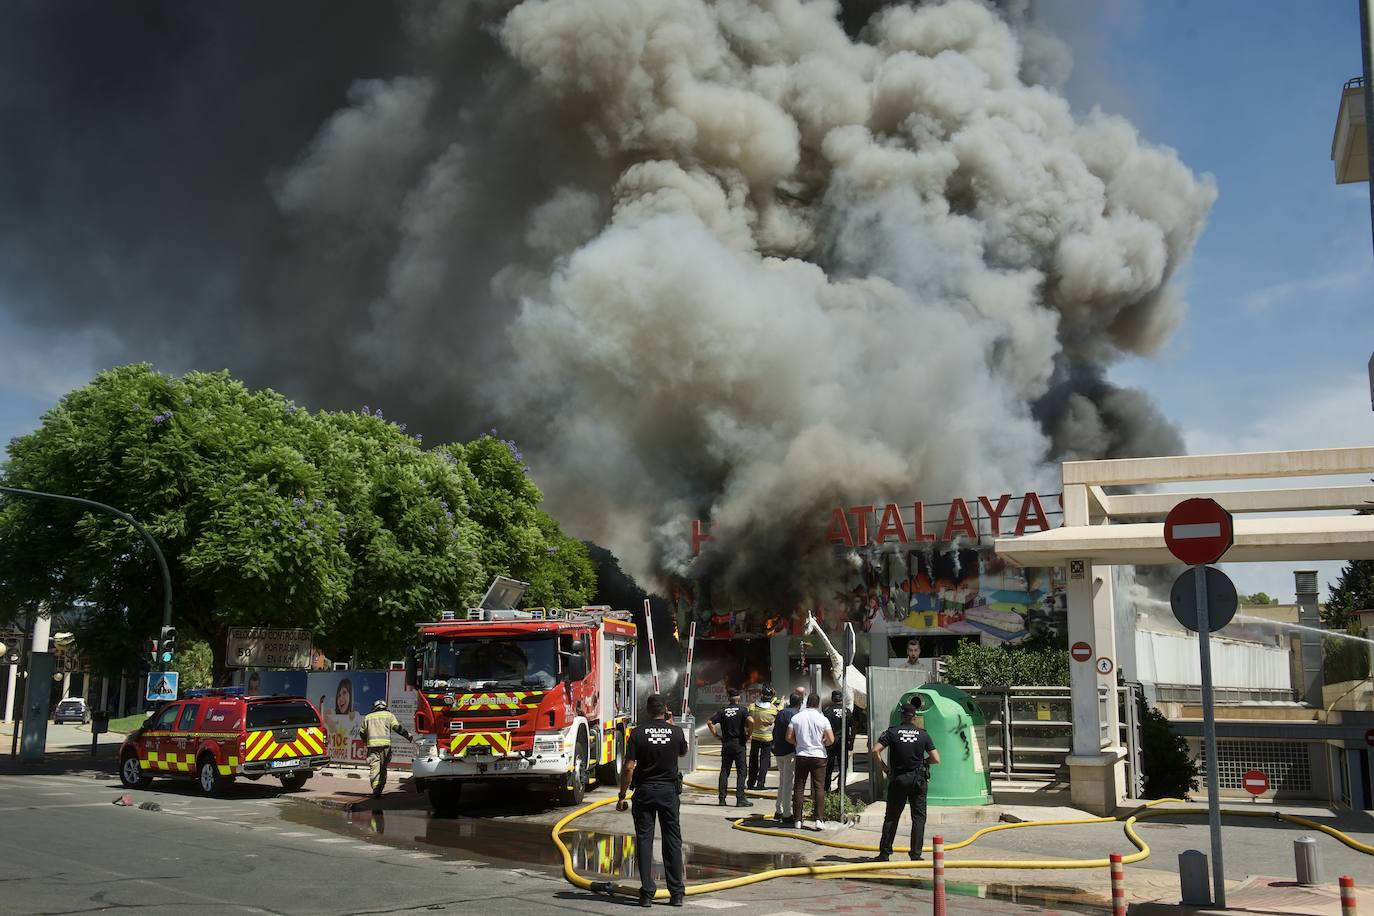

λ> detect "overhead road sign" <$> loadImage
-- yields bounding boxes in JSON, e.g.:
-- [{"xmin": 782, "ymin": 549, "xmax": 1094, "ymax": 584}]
[
  {"xmin": 1164, "ymin": 498, "xmax": 1234, "ymax": 566},
  {"xmin": 226, "ymin": 628, "xmax": 312, "ymax": 669}
]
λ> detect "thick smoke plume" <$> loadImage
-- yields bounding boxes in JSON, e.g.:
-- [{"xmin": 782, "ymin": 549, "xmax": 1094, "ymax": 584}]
[{"xmin": 0, "ymin": 1, "xmax": 1214, "ymax": 606}]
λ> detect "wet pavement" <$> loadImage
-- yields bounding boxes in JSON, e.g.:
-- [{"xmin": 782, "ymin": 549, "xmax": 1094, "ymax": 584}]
[{"xmin": 285, "ymin": 767, "xmax": 1111, "ymax": 913}]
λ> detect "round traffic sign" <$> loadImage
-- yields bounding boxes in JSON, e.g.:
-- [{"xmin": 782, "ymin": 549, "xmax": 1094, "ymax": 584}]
[
  {"xmin": 1164, "ymin": 498, "xmax": 1234, "ymax": 566},
  {"xmin": 1242, "ymin": 769, "xmax": 1269, "ymax": 796},
  {"xmin": 1170, "ymin": 566, "xmax": 1239, "ymax": 633},
  {"xmin": 1071, "ymin": 642, "xmax": 1092, "ymax": 662},
  {"xmin": 1096, "ymin": 657, "xmax": 1114, "ymax": 675}
]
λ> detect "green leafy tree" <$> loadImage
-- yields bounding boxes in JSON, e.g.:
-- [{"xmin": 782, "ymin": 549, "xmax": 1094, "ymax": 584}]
[
  {"xmin": 1323, "ymin": 620, "xmax": 1371, "ymax": 684},
  {"xmin": 170, "ymin": 638, "xmax": 214, "ymax": 690},
  {"xmin": 1240, "ymin": 592, "xmax": 1278, "ymax": 606},
  {"xmin": 446, "ymin": 435, "xmax": 595, "ymax": 609},
  {"xmin": 1324, "ymin": 559, "xmax": 1374, "ymax": 630},
  {"xmin": 1139, "ymin": 698, "xmax": 1199, "ymax": 798},
  {"xmin": 0, "ymin": 365, "xmax": 350, "ymax": 679},
  {"xmin": 0, "ymin": 365, "xmax": 594, "ymax": 680}
]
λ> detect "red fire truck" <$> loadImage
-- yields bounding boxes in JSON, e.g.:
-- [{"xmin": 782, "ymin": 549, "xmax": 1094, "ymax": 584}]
[{"xmin": 407, "ymin": 580, "xmax": 637, "ymax": 816}]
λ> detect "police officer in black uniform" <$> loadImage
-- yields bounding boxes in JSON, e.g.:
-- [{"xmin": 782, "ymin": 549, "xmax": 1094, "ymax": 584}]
[
  {"xmin": 869, "ymin": 701, "xmax": 941, "ymax": 862},
  {"xmin": 618, "ymin": 693, "xmax": 687, "ymax": 907},
  {"xmin": 707, "ymin": 688, "xmax": 752, "ymax": 807},
  {"xmin": 822, "ymin": 689, "xmax": 854, "ymax": 792}
]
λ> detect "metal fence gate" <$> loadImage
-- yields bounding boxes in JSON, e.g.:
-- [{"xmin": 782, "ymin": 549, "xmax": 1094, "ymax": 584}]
[{"xmin": 958, "ymin": 683, "xmax": 1145, "ymax": 799}]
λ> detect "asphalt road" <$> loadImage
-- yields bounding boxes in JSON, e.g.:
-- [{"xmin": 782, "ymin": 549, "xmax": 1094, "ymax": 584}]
[{"xmin": 0, "ymin": 769, "xmax": 1100, "ymax": 915}]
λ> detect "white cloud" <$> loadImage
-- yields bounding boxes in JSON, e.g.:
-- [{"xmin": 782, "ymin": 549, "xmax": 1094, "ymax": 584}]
[
  {"xmin": 1238, "ymin": 264, "xmax": 1374, "ymax": 317},
  {"xmin": 1179, "ymin": 373, "xmax": 1371, "ymax": 602},
  {"xmin": 1184, "ymin": 372, "xmax": 1372, "ymax": 456}
]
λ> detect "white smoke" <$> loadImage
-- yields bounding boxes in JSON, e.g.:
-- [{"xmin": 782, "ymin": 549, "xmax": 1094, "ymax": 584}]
[{"xmin": 486, "ymin": 0, "xmax": 1214, "ymax": 598}]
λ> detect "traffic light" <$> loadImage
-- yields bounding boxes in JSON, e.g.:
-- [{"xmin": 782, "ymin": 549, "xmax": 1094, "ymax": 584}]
[
  {"xmin": 146, "ymin": 639, "xmax": 159, "ymax": 668},
  {"xmin": 159, "ymin": 626, "xmax": 177, "ymax": 664}
]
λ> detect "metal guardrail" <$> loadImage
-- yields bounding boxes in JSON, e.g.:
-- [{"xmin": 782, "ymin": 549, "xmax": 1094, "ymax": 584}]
[
  {"xmin": 1153, "ymin": 683, "xmax": 1299, "ymax": 705},
  {"xmin": 958, "ymin": 684, "xmax": 1144, "ymax": 798}
]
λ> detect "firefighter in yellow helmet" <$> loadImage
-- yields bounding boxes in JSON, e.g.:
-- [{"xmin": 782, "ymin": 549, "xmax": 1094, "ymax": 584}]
[{"xmin": 357, "ymin": 700, "xmax": 413, "ymax": 798}]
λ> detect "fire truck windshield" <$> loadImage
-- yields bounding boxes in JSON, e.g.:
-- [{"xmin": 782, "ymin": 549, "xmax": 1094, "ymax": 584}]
[{"xmin": 423, "ymin": 636, "xmax": 557, "ymax": 691}]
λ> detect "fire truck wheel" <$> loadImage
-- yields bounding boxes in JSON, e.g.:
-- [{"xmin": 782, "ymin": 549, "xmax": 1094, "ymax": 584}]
[
  {"xmin": 559, "ymin": 730, "xmax": 589, "ymax": 807},
  {"xmin": 596, "ymin": 728, "xmax": 623, "ymax": 786},
  {"xmin": 278, "ymin": 772, "xmax": 309, "ymax": 791},
  {"xmin": 196, "ymin": 757, "xmax": 231, "ymax": 797},
  {"xmin": 119, "ymin": 752, "xmax": 150, "ymax": 789},
  {"xmin": 428, "ymin": 782, "xmax": 462, "ymax": 818}
]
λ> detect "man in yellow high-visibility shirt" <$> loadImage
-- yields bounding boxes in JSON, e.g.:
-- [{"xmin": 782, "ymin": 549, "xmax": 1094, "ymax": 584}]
[
  {"xmin": 747, "ymin": 685, "xmax": 783, "ymax": 789},
  {"xmin": 357, "ymin": 700, "xmax": 413, "ymax": 797}
]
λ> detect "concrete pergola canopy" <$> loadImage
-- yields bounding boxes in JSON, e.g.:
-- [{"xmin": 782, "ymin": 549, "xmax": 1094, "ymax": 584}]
[{"xmin": 995, "ymin": 446, "xmax": 1374, "ymax": 567}]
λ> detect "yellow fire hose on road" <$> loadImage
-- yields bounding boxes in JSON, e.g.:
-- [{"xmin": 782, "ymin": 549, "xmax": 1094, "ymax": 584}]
[{"xmin": 552, "ymin": 776, "xmax": 1374, "ymax": 903}]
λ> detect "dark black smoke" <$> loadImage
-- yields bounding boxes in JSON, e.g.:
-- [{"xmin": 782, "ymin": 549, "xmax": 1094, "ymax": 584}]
[{"xmin": 0, "ymin": 1, "xmax": 600, "ymax": 437}]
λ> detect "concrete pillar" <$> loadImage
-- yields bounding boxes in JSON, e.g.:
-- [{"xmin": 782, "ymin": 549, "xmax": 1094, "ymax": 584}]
[
  {"xmin": 1093, "ymin": 565, "xmax": 1122, "ymax": 750},
  {"xmin": 771, "ymin": 633, "xmax": 790, "ymax": 693},
  {"xmin": 1061, "ymin": 485, "xmax": 1125, "ymax": 815},
  {"xmin": 1067, "ymin": 560, "xmax": 1101, "ymax": 758},
  {"xmin": 99, "ymin": 676, "xmax": 109, "ymax": 712},
  {"xmin": 118, "ymin": 675, "xmax": 127, "ymax": 718}
]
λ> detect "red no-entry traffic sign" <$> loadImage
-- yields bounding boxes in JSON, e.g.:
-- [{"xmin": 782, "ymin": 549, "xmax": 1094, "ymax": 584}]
[
  {"xmin": 1164, "ymin": 498, "xmax": 1234, "ymax": 566},
  {"xmin": 1242, "ymin": 769, "xmax": 1269, "ymax": 796},
  {"xmin": 1071, "ymin": 642, "xmax": 1092, "ymax": 662}
]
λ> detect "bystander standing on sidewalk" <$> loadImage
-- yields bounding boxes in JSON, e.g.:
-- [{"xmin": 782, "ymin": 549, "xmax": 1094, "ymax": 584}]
[{"xmin": 786, "ymin": 693, "xmax": 833, "ymax": 830}]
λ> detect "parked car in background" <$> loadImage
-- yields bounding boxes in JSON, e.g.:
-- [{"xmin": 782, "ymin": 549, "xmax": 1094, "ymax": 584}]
[{"xmin": 54, "ymin": 698, "xmax": 90, "ymax": 724}]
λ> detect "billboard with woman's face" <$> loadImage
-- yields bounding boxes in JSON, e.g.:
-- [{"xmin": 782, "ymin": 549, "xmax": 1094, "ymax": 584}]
[{"xmin": 306, "ymin": 670, "xmax": 387, "ymax": 763}]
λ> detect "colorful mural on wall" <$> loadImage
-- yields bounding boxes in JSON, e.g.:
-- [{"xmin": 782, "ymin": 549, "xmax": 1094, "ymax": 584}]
[{"xmin": 673, "ymin": 495, "xmax": 1067, "ymax": 649}]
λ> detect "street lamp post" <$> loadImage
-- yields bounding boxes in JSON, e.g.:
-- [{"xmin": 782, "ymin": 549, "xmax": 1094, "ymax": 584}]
[
  {"xmin": 0, "ymin": 486, "xmax": 174, "ymax": 762},
  {"xmin": 0, "ymin": 487, "xmax": 173, "ymax": 639}
]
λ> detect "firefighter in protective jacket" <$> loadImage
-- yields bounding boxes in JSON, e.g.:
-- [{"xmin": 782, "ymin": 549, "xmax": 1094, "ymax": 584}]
[{"xmin": 358, "ymin": 700, "xmax": 413, "ymax": 797}]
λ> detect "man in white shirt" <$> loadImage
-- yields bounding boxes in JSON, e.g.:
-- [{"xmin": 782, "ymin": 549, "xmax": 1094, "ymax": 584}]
[{"xmin": 786, "ymin": 693, "xmax": 834, "ymax": 829}]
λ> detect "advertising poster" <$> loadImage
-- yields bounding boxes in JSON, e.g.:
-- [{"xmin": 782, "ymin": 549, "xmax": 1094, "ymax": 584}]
[
  {"xmin": 306, "ymin": 670, "xmax": 386, "ymax": 764},
  {"xmin": 249, "ymin": 670, "xmax": 307, "ymax": 698},
  {"xmin": 385, "ymin": 669, "xmax": 418, "ymax": 765}
]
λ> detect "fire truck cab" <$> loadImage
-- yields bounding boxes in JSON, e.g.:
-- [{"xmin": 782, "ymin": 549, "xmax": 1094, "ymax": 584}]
[{"xmin": 408, "ymin": 579, "xmax": 637, "ymax": 817}]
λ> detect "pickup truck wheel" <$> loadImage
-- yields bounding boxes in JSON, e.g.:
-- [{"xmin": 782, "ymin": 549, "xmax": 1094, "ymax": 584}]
[
  {"xmin": 559, "ymin": 734, "xmax": 588, "ymax": 807},
  {"xmin": 428, "ymin": 782, "xmax": 462, "ymax": 818},
  {"xmin": 278, "ymin": 772, "xmax": 309, "ymax": 791},
  {"xmin": 119, "ymin": 752, "xmax": 150, "ymax": 789},
  {"xmin": 196, "ymin": 758, "xmax": 231, "ymax": 797}
]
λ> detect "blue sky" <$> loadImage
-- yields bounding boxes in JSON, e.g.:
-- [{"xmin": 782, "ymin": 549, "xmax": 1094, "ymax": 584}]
[
  {"xmin": 1041, "ymin": 0, "xmax": 1374, "ymax": 603},
  {"xmin": 2, "ymin": 1, "xmax": 1370, "ymax": 603}
]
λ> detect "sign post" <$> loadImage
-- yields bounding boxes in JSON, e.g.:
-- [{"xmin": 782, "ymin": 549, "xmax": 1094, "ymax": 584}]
[{"xmin": 1165, "ymin": 498, "xmax": 1235, "ymax": 909}]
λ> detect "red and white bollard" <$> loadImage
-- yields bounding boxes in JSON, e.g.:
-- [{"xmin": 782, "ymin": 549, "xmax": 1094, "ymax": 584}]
[
  {"xmin": 1341, "ymin": 875, "xmax": 1357, "ymax": 916},
  {"xmin": 1110, "ymin": 853, "xmax": 1127, "ymax": 916},
  {"xmin": 932, "ymin": 835, "xmax": 946, "ymax": 916}
]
